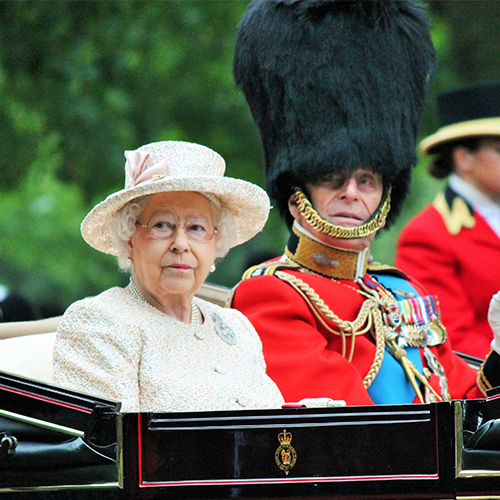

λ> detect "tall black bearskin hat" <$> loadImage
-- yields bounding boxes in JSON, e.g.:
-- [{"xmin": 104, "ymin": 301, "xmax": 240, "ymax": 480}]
[{"xmin": 234, "ymin": 0, "xmax": 436, "ymax": 230}]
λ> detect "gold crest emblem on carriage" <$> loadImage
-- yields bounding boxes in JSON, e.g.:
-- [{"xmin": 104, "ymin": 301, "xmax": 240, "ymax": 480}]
[{"xmin": 275, "ymin": 429, "xmax": 297, "ymax": 475}]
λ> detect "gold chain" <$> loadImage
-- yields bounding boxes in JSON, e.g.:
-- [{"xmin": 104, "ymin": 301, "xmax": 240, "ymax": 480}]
[{"xmin": 294, "ymin": 186, "xmax": 391, "ymax": 239}]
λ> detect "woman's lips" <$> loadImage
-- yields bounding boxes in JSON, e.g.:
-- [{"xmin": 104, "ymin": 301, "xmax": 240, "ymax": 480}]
[{"xmin": 168, "ymin": 264, "xmax": 191, "ymax": 270}]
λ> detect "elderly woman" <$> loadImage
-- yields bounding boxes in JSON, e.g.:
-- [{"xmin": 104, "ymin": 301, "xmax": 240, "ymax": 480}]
[{"xmin": 53, "ymin": 140, "xmax": 284, "ymax": 412}]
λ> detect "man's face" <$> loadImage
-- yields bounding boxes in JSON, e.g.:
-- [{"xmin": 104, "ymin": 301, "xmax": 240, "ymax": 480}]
[
  {"xmin": 290, "ymin": 169, "xmax": 384, "ymax": 251},
  {"xmin": 460, "ymin": 138, "xmax": 500, "ymax": 200}
]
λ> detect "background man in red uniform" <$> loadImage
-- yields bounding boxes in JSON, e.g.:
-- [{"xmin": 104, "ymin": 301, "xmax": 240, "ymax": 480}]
[
  {"xmin": 230, "ymin": 0, "xmax": 500, "ymax": 406},
  {"xmin": 396, "ymin": 81, "xmax": 500, "ymax": 360}
]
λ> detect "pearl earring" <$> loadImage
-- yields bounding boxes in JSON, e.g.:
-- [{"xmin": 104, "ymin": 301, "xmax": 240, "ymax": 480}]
[
  {"xmin": 210, "ymin": 263, "xmax": 216, "ymax": 272},
  {"xmin": 127, "ymin": 257, "xmax": 132, "ymax": 267}
]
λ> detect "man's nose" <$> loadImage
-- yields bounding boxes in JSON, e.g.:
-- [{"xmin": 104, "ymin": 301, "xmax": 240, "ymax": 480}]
[{"xmin": 340, "ymin": 178, "xmax": 359, "ymax": 200}]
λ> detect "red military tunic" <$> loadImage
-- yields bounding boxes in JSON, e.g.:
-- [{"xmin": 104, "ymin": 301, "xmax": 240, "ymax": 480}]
[
  {"xmin": 231, "ymin": 226, "xmax": 487, "ymax": 406},
  {"xmin": 396, "ymin": 186, "xmax": 500, "ymax": 359}
]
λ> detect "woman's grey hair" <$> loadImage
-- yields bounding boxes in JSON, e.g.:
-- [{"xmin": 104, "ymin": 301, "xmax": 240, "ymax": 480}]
[{"xmin": 108, "ymin": 193, "xmax": 237, "ymax": 272}]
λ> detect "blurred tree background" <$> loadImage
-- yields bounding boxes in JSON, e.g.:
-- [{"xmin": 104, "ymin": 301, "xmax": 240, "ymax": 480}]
[{"xmin": 0, "ymin": 0, "xmax": 499, "ymax": 318}]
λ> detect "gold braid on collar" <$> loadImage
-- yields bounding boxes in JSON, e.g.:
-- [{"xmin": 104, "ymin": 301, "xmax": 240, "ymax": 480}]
[{"xmin": 293, "ymin": 186, "xmax": 392, "ymax": 239}]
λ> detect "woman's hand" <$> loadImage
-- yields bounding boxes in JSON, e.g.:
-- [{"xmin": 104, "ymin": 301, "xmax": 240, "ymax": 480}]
[{"xmin": 488, "ymin": 291, "xmax": 500, "ymax": 354}]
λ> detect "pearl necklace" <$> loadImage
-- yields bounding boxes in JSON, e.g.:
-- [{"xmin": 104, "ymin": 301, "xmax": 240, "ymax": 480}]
[
  {"xmin": 129, "ymin": 279, "xmax": 200, "ymax": 326},
  {"xmin": 191, "ymin": 300, "xmax": 200, "ymax": 326}
]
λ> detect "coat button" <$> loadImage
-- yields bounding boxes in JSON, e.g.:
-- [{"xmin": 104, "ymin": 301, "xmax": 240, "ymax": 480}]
[
  {"xmin": 236, "ymin": 396, "xmax": 248, "ymax": 407},
  {"xmin": 194, "ymin": 330, "xmax": 206, "ymax": 340},
  {"xmin": 215, "ymin": 363, "xmax": 226, "ymax": 374}
]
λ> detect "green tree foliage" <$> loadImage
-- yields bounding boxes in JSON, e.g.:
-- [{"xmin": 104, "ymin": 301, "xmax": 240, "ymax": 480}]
[
  {"xmin": 0, "ymin": 0, "xmax": 499, "ymax": 316},
  {"xmin": 0, "ymin": 0, "xmax": 283, "ymax": 315}
]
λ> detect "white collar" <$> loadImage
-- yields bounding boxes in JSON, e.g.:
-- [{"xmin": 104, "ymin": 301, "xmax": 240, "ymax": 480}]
[
  {"xmin": 449, "ymin": 174, "xmax": 500, "ymax": 212},
  {"xmin": 449, "ymin": 174, "xmax": 500, "ymax": 237}
]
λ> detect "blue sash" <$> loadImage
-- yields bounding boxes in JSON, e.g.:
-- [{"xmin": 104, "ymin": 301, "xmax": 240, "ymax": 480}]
[{"xmin": 366, "ymin": 273, "xmax": 425, "ymax": 405}]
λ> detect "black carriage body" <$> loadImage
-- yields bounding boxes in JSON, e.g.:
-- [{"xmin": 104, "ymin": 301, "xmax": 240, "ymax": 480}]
[{"xmin": 1, "ymin": 372, "xmax": 500, "ymax": 500}]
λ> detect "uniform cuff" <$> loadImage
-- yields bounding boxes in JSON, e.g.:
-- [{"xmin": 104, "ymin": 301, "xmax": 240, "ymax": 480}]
[{"xmin": 478, "ymin": 349, "xmax": 500, "ymax": 394}]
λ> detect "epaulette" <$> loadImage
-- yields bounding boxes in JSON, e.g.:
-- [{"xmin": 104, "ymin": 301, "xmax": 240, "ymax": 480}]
[
  {"xmin": 241, "ymin": 261, "xmax": 301, "ymax": 280},
  {"xmin": 367, "ymin": 261, "xmax": 395, "ymax": 272},
  {"xmin": 367, "ymin": 263, "xmax": 412, "ymax": 281},
  {"xmin": 433, "ymin": 186, "xmax": 475, "ymax": 235}
]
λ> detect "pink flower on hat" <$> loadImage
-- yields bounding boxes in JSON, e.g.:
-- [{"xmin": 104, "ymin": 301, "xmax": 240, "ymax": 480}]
[
  {"xmin": 125, "ymin": 150, "xmax": 150, "ymax": 189},
  {"xmin": 125, "ymin": 150, "xmax": 172, "ymax": 188}
]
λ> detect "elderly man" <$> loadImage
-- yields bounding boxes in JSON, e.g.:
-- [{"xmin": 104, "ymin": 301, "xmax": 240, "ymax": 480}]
[
  {"xmin": 396, "ymin": 81, "xmax": 500, "ymax": 360},
  {"xmin": 230, "ymin": 0, "xmax": 500, "ymax": 406}
]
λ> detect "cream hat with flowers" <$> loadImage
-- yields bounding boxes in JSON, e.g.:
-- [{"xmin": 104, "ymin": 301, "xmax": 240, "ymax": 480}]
[{"xmin": 81, "ymin": 141, "xmax": 270, "ymax": 255}]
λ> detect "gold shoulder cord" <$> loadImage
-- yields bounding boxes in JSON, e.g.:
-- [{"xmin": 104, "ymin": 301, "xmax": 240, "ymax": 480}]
[
  {"xmin": 275, "ymin": 271, "xmax": 442, "ymax": 402},
  {"xmin": 294, "ymin": 186, "xmax": 391, "ymax": 239},
  {"xmin": 275, "ymin": 271, "xmax": 385, "ymax": 389}
]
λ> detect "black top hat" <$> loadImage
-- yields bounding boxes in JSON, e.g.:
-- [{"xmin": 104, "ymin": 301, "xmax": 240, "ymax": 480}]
[
  {"xmin": 234, "ymin": 0, "xmax": 436, "ymax": 228},
  {"xmin": 421, "ymin": 81, "xmax": 500, "ymax": 154}
]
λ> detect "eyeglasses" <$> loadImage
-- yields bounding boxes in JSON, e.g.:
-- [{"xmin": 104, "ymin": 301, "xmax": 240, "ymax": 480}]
[{"xmin": 136, "ymin": 217, "xmax": 217, "ymax": 243}]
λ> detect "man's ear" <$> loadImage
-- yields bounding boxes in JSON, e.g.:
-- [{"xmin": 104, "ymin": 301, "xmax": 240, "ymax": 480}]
[
  {"xmin": 453, "ymin": 146, "xmax": 474, "ymax": 175},
  {"xmin": 288, "ymin": 194, "xmax": 301, "ymax": 221}
]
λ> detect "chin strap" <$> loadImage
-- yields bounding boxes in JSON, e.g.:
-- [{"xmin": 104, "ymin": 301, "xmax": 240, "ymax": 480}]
[{"xmin": 293, "ymin": 186, "xmax": 391, "ymax": 239}]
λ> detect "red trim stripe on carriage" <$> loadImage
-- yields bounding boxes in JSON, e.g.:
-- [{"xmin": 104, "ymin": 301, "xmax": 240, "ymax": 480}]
[
  {"xmin": 0, "ymin": 384, "xmax": 92, "ymax": 413},
  {"xmin": 138, "ymin": 474, "xmax": 440, "ymax": 488}
]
